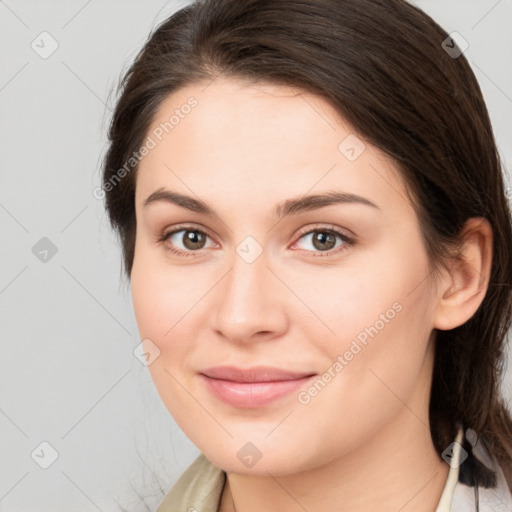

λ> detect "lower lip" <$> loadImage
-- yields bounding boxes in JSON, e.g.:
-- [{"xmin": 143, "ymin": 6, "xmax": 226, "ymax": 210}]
[{"xmin": 200, "ymin": 374, "xmax": 315, "ymax": 408}]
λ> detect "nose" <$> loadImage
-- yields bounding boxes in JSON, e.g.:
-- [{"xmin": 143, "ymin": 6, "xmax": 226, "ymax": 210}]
[{"xmin": 211, "ymin": 245, "xmax": 289, "ymax": 344}]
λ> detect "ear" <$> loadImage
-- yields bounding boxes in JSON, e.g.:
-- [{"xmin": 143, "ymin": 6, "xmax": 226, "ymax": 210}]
[{"xmin": 434, "ymin": 217, "xmax": 493, "ymax": 331}]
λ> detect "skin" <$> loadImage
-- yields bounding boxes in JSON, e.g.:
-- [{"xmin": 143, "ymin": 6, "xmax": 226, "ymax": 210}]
[{"xmin": 130, "ymin": 77, "xmax": 493, "ymax": 512}]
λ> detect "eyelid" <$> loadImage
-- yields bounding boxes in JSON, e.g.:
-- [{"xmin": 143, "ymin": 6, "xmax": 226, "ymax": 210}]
[
  {"xmin": 289, "ymin": 223, "xmax": 356, "ymax": 256},
  {"xmin": 292, "ymin": 223, "xmax": 356, "ymax": 243},
  {"xmin": 160, "ymin": 223, "xmax": 216, "ymax": 242},
  {"xmin": 159, "ymin": 223, "xmax": 218, "ymax": 252},
  {"xmin": 159, "ymin": 222, "xmax": 356, "ymax": 257}
]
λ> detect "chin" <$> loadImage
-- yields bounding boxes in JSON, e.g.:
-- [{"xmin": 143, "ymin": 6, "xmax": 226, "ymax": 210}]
[
  {"xmin": 206, "ymin": 450, "xmax": 300, "ymax": 476},
  {"xmin": 196, "ymin": 435, "xmax": 322, "ymax": 477}
]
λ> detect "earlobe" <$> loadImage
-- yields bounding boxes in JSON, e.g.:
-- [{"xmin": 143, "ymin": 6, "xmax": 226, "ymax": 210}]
[{"xmin": 434, "ymin": 217, "xmax": 493, "ymax": 331}]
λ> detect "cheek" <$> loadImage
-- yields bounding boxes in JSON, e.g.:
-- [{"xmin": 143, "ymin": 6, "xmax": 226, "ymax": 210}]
[
  {"xmin": 287, "ymin": 251, "xmax": 429, "ymax": 354},
  {"xmin": 130, "ymin": 269, "xmax": 165, "ymax": 340},
  {"xmin": 294, "ymin": 293, "xmax": 433, "ymax": 463},
  {"xmin": 298, "ymin": 243, "xmax": 435, "ymax": 411},
  {"xmin": 331, "ymin": 272, "xmax": 433, "ymax": 405},
  {"xmin": 131, "ymin": 255, "xmax": 200, "ymax": 422},
  {"xmin": 130, "ymin": 244, "xmax": 193, "ymax": 339},
  {"xmin": 130, "ymin": 247, "xmax": 209, "ymax": 385}
]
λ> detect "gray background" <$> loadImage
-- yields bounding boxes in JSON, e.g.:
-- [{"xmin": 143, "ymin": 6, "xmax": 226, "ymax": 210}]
[{"xmin": 1, "ymin": 1, "xmax": 511, "ymax": 511}]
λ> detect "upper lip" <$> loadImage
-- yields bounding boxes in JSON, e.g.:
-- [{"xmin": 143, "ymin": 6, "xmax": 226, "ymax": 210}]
[{"xmin": 200, "ymin": 366, "xmax": 316, "ymax": 383}]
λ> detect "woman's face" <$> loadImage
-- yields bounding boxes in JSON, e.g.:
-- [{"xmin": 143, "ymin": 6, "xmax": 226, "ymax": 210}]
[{"xmin": 131, "ymin": 77, "xmax": 439, "ymax": 475}]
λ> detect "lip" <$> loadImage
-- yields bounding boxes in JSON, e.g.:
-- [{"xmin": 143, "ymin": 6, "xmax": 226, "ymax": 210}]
[{"xmin": 199, "ymin": 366, "xmax": 316, "ymax": 408}]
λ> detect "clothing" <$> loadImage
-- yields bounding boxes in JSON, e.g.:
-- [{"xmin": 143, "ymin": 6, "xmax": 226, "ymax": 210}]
[{"xmin": 156, "ymin": 424, "xmax": 512, "ymax": 511}]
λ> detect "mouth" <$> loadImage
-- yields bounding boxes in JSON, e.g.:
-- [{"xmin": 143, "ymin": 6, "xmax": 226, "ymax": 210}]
[{"xmin": 199, "ymin": 366, "xmax": 317, "ymax": 408}]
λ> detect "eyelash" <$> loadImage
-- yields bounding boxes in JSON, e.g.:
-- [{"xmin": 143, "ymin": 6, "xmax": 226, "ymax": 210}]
[{"xmin": 157, "ymin": 224, "xmax": 356, "ymax": 258}]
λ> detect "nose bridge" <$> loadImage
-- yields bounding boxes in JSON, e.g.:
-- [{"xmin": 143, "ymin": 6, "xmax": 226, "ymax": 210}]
[
  {"xmin": 222, "ymin": 241, "xmax": 268, "ymax": 315},
  {"xmin": 212, "ymin": 238, "xmax": 285, "ymax": 340}
]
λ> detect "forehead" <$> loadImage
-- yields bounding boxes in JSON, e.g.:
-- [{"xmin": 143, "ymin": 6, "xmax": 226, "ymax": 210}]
[
  {"xmin": 144, "ymin": 77, "xmax": 347, "ymax": 155},
  {"xmin": 135, "ymin": 76, "xmax": 409, "ymax": 216}
]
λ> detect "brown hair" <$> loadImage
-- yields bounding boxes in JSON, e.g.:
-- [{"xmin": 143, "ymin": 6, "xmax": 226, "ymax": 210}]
[{"xmin": 101, "ymin": 0, "xmax": 512, "ymax": 491}]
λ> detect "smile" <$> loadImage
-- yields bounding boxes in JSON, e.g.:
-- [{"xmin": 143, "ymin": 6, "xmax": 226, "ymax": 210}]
[{"xmin": 199, "ymin": 366, "xmax": 316, "ymax": 408}]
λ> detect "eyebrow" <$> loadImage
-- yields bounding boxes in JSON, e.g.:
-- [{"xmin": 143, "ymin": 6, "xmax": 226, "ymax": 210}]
[{"xmin": 143, "ymin": 187, "xmax": 380, "ymax": 218}]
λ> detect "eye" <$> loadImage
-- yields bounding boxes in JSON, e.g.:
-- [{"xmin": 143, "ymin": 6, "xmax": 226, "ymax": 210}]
[
  {"xmin": 158, "ymin": 224, "xmax": 356, "ymax": 258},
  {"xmin": 291, "ymin": 226, "xmax": 356, "ymax": 256},
  {"xmin": 159, "ymin": 225, "xmax": 216, "ymax": 257}
]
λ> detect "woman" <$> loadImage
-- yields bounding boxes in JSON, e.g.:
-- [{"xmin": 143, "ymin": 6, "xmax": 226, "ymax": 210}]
[{"xmin": 101, "ymin": 0, "xmax": 512, "ymax": 510}]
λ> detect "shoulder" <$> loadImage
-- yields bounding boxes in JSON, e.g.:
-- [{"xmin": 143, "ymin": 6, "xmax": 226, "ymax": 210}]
[
  {"xmin": 156, "ymin": 453, "xmax": 226, "ymax": 512},
  {"xmin": 450, "ymin": 424, "xmax": 512, "ymax": 511}
]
